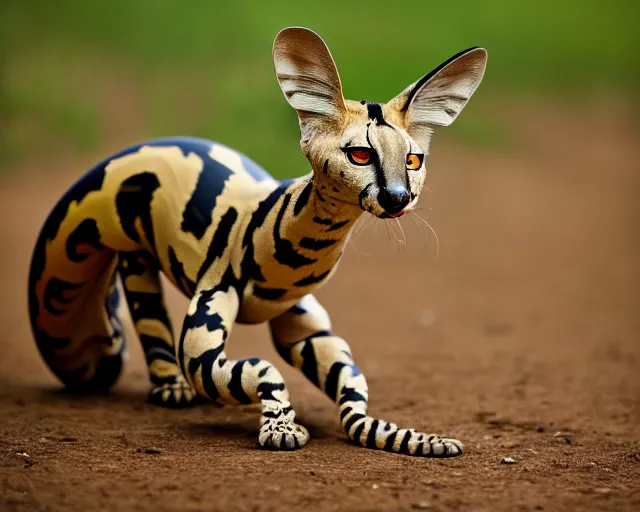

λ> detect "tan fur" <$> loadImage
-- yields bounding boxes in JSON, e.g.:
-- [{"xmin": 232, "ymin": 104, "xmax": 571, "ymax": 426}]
[{"xmin": 29, "ymin": 27, "xmax": 486, "ymax": 455}]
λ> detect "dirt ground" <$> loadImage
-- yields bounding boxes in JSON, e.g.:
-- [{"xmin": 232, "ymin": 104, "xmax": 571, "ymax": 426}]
[{"xmin": 0, "ymin": 99, "xmax": 638, "ymax": 511}]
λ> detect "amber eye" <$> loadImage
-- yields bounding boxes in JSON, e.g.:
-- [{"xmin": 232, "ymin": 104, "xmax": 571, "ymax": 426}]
[
  {"xmin": 406, "ymin": 153, "xmax": 424, "ymax": 170},
  {"xmin": 346, "ymin": 148, "xmax": 372, "ymax": 166}
]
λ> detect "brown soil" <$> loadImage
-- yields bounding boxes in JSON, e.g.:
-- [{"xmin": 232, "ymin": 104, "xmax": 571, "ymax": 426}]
[{"xmin": 1, "ymin": 100, "xmax": 639, "ymax": 511}]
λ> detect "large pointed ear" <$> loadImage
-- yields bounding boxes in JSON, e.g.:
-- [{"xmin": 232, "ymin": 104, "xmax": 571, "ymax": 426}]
[
  {"xmin": 388, "ymin": 47, "xmax": 487, "ymax": 148},
  {"xmin": 273, "ymin": 27, "xmax": 347, "ymax": 138}
]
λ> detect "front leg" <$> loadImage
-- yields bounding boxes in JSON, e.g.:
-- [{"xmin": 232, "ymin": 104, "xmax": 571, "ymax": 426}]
[
  {"xmin": 270, "ymin": 295, "xmax": 463, "ymax": 457},
  {"xmin": 177, "ymin": 283, "xmax": 309, "ymax": 450}
]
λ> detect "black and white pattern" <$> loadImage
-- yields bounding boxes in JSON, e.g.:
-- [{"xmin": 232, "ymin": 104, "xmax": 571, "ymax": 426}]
[{"xmin": 27, "ymin": 28, "xmax": 486, "ymax": 456}]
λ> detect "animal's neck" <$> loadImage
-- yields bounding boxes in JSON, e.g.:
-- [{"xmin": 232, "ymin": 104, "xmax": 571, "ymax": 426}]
[{"xmin": 252, "ymin": 172, "xmax": 363, "ymax": 297}]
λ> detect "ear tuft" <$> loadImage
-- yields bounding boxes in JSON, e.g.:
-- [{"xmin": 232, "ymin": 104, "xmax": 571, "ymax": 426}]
[{"xmin": 273, "ymin": 27, "xmax": 346, "ymax": 130}]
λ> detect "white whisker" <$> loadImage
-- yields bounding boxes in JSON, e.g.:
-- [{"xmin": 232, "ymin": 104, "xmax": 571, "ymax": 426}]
[
  {"xmin": 394, "ymin": 217, "xmax": 407, "ymax": 252},
  {"xmin": 353, "ymin": 214, "xmax": 372, "ymax": 241},
  {"xmin": 410, "ymin": 214, "xmax": 429, "ymax": 253},
  {"xmin": 348, "ymin": 214, "xmax": 374, "ymax": 256},
  {"xmin": 411, "ymin": 212, "xmax": 440, "ymax": 258},
  {"xmin": 386, "ymin": 218, "xmax": 403, "ymax": 253},
  {"xmin": 384, "ymin": 218, "xmax": 392, "ymax": 246}
]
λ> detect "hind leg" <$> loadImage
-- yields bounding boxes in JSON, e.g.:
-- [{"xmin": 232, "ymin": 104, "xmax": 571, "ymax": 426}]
[
  {"xmin": 178, "ymin": 284, "xmax": 309, "ymax": 450},
  {"xmin": 118, "ymin": 251, "xmax": 197, "ymax": 408}
]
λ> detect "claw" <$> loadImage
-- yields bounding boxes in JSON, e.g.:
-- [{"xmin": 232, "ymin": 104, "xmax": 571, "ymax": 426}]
[
  {"xmin": 148, "ymin": 377, "xmax": 198, "ymax": 409},
  {"xmin": 425, "ymin": 436, "xmax": 463, "ymax": 457},
  {"xmin": 258, "ymin": 414, "xmax": 309, "ymax": 451}
]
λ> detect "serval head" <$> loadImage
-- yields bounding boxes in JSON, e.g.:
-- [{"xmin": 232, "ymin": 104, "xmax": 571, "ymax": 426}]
[{"xmin": 273, "ymin": 27, "xmax": 487, "ymax": 218}]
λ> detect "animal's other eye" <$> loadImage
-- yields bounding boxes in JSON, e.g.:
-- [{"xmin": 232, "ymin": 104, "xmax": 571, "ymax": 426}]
[
  {"xmin": 345, "ymin": 148, "xmax": 372, "ymax": 166},
  {"xmin": 406, "ymin": 153, "xmax": 424, "ymax": 170}
]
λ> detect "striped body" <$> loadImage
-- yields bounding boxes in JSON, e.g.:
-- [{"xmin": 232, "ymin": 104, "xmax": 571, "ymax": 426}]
[
  {"xmin": 27, "ymin": 27, "xmax": 486, "ymax": 456},
  {"xmin": 29, "ymin": 136, "xmax": 353, "ymax": 384}
]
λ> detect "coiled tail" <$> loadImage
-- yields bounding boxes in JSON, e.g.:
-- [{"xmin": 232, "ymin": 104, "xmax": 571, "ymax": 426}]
[{"xmin": 28, "ymin": 164, "xmax": 127, "ymax": 391}]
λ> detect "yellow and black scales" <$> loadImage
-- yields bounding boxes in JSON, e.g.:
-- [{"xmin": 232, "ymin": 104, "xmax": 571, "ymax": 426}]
[{"xmin": 27, "ymin": 27, "xmax": 487, "ymax": 455}]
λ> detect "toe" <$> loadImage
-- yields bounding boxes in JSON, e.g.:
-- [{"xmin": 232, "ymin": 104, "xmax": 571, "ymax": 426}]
[
  {"xmin": 258, "ymin": 422, "xmax": 309, "ymax": 451},
  {"xmin": 444, "ymin": 438, "xmax": 464, "ymax": 456},
  {"xmin": 428, "ymin": 436, "xmax": 463, "ymax": 457},
  {"xmin": 148, "ymin": 381, "xmax": 198, "ymax": 409}
]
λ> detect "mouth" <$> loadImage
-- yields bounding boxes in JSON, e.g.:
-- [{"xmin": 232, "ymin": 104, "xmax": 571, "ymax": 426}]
[
  {"xmin": 369, "ymin": 196, "xmax": 418, "ymax": 219},
  {"xmin": 385, "ymin": 196, "xmax": 418, "ymax": 218}
]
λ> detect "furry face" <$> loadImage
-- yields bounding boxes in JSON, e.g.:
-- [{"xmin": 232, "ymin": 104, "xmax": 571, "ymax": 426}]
[
  {"xmin": 301, "ymin": 99, "xmax": 428, "ymax": 218},
  {"xmin": 273, "ymin": 27, "xmax": 487, "ymax": 219}
]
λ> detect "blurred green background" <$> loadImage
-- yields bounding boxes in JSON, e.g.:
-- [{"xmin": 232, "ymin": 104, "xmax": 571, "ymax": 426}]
[{"xmin": 0, "ymin": 0, "xmax": 637, "ymax": 176}]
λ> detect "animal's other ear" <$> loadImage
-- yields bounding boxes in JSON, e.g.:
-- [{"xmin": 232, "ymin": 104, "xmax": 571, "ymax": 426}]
[
  {"xmin": 388, "ymin": 48, "xmax": 487, "ymax": 150},
  {"xmin": 273, "ymin": 27, "xmax": 346, "ymax": 138}
]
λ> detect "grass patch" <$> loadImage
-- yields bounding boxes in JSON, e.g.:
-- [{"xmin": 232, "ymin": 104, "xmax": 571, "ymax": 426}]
[{"xmin": 1, "ymin": 0, "xmax": 637, "ymax": 170}]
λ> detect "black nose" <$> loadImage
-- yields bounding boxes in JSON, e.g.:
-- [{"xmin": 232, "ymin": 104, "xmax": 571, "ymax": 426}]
[{"xmin": 378, "ymin": 185, "xmax": 410, "ymax": 215}]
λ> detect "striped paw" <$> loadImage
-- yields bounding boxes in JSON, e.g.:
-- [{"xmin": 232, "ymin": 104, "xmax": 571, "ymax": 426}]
[
  {"xmin": 381, "ymin": 430, "xmax": 463, "ymax": 457},
  {"xmin": 258, "ymin": 404, "xmax": 310, "ymax": 450},
  {"xmin": 420, "ymin": 434, "xmax": 464, "ymax": 457},
  {"xmin": 148, "ymin": 376, "xmax": 199, "ymax": 409},
  {"xmin": 380, "ymin": 429, "xmax": 464, "ymax": 457},
  {"xmin": 343, "ymin": 413, "xmax": 464, "ymax": 457}
]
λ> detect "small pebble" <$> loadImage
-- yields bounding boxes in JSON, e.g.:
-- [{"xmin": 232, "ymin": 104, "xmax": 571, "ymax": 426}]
[
  {"xmin": 371, "ymin": 483, "xmax": 379, "ymax": 490},
  {"xmin": 593, "ymin": 487, "xmax": 612, "ymax": 495},
  {"xmin": 501, "ymin": 457, "xmax": 517, "ymax": 464},
  {"xmin": 411, "ymin": 502, "xmax": 431, "ymax": 510},
  {"xmin": 136, "ymin": 447, "xmax": 163, "ymax": 455}
]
